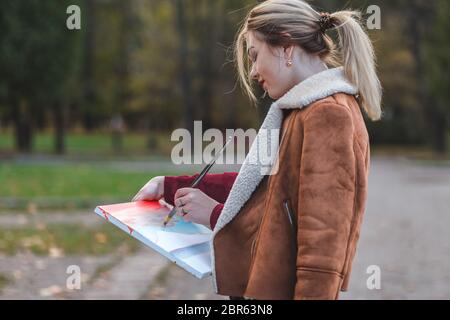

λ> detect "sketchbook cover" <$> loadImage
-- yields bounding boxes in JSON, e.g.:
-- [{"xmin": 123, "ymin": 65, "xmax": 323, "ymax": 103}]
[{"xmin": 94, "ymin": 200, "xmax": 212, "ymax": 279}]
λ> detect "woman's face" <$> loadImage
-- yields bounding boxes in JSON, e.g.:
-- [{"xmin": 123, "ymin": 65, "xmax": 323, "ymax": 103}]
[
  {"xmin": 246, "ymin": 31, "xmax": 326, "ymax": 100},
  {"xmin": 246, "ymin": 31, "xmax": 297, "ymax": 100}
]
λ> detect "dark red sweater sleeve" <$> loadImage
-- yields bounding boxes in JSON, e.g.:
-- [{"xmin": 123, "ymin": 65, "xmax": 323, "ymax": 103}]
[
  {"xmin": 164, "ymin": 172, "xmax": 237, "ymax": 205},
  {"xmin": 163, "ymin": 172, "xmax": 238, "ymax": 229},
  {"xmin": 210, "ymin": 203, "xmax": 224, "ymax": 230}
]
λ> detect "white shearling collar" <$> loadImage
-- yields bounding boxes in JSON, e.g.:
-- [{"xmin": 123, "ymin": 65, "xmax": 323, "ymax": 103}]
[{"xmin": 276, "ymin": 66, "xmax": 358, "ymax": 109}]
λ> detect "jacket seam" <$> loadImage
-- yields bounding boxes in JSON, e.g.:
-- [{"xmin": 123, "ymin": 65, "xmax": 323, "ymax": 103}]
[
  {"xmin": 301, "ymin": 98, "xmax": 357, "ymax": 286},
  {"xmin": 354, "ymin": 134, "xmax": 366, "ymax": 157},
  {"xmin": 297, "ymin": 267, "xmax": 344, "ymax": 279},
  {"xmin": 302, "ymin": 97, "xmax": 357, "ymax": 279},
  {"xmin": 303, "ymin": 98, "xmax": 352, "ymax": 124},
  {"xmin": 340, "ymin": 141, "xmax": 359, "ymax": 277},
  {"xmin": 248, "ymin": 111, "xmax": 297, "ymax": 273}
]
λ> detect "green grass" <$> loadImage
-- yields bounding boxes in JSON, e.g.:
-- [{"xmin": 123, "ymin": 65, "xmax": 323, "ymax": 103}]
[
  {"xmin": 0, "ymin": 273, "xmax": 10, "ymax": 293},
  {"xmin": 0, "ymin": 163, "xmax": 159, "ymax": 198},
  {"xmin": 0, "ymin": 132, "xmax": 175, "ymax": 156},
  {"xmin": 0, "ymin": 223, "xmax": 140, "ymax": 256},
  {"xmin": 0, "ymin": 163, "xmax": 177, "ymax": 210}
]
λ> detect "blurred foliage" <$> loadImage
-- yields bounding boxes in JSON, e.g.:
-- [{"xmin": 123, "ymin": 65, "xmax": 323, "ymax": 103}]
[
  {"xmin": 0, "ymin": 0, "xmax": 449, "ymax": 155},
  {"xmin": 0, "ymin": 223, "xmax": 140, "ymax": 255},
  {"xmin": 0, "ymin": 132, "xmax": 175, "ymax": 156},
  {"xmin": 0, "ymin": 0, "xmax": 82, "ymax": 152},
  {"xmin": 0, "ymin": 273, "xmax": 10, "ymax": 294}
]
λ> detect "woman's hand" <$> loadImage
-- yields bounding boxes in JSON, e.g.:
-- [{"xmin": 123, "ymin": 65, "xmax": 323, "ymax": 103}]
[
  {"xmin": 174, "ymin": 188, "xmax": 219, "ymax": 229},
  {"xmin": 132, "ymin": 176, "xmax": 165, "ymax": 201}
]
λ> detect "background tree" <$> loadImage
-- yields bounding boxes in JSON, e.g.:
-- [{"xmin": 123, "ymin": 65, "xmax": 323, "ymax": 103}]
[
  {"xmin": 422, "ymin": 0, "xmax": 450, "ymax": 155},
  {"xmin": 0, "ymin": 0, "xmax": 81, "ymax": 153}
]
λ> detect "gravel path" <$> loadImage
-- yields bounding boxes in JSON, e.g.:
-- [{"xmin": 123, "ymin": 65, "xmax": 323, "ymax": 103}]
[
  {"xmin": 0, "ymin": 212, "xmax": 101, "ymax": 228},
  {"xmin": 340, "ymin": 156, "xmax": 450, "ymax": 299},
  {"xmin": 71, "ymin": 246, "xmax": 170, "ymax": 300},
  {"xmin": 0, "ymin": 253, "xmax": 114, "ymax": 299}
]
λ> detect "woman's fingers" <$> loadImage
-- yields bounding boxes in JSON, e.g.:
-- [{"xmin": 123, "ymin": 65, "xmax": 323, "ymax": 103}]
[
  {"xmin": 176, "ymin": 206, "xmax": 187, "ymax": 217},
  {"xmin": 174, "ymin": 194, "xmax": 191, "ymax": 208},
  {"xmin": 172, "ymin": 188, "xmax": 218, "ymax": 228},
  {"xmin": 132, "ymin": 183, "xmax": 147, "ymax": 201},
  {"xmin": 158, "ymin": 199, "xmax": 173, "ymax": 210},
  {"xmin": 174, "ymin": 196, "xmax": 193, "ymax": 217},
  {"xmin": 132, "ymin": 181, "xmax": 151, "ymax": 201},
  {"xmin": 174, "ymin": 187, "xmax": 195, "ymax": 201},
  {"xmin": 132, "ymin": 188, "xmax": 145, "ymax": 201},
  {"xmin": 131, "ymin": 191, "xmax": 143, "ymax": 201},
  {"xmin": 178, "ymin": 203, "xmax": 193, "ymax": 221},
  {"xmin": 132, "ymin": 181, "xmax": 159, "ymax": 201},
  {"xmin": 132, "ymin": 176, "xmax": 165, "ymax": 202},
  {"xmin": 182, "ymin": 213, "xmax": 192, "ymax": 222}
]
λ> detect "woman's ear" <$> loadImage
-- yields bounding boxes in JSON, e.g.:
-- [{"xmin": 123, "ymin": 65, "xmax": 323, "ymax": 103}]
[
  {"xmin": 283, "ymin": 44, "xmax": 295, "ymax": 61},
  {"xmin": 277, "ymin": 32, "xmax": 294, "ymax": 59}
]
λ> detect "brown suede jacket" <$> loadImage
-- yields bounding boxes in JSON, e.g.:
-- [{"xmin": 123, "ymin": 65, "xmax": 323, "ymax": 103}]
[{"xmin": 211, "ymin": 67, "xmax": 370, "ymax": 300}]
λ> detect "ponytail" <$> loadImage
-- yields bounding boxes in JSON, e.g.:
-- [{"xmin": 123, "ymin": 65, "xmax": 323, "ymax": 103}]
[{"xmin": 331, "ymin": 10, "xmax": 383, "ymax": 121}]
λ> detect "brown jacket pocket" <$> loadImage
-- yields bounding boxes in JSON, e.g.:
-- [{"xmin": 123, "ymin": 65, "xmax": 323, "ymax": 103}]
[{"xmin": 283, "ymin": 199, "xmax": 297, "ymax": 255}]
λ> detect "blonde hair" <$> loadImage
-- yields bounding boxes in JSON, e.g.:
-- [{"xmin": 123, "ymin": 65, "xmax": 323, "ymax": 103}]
[{"xmin": 234, "ymin": 0, "xmax": 382, "ymax": 121}]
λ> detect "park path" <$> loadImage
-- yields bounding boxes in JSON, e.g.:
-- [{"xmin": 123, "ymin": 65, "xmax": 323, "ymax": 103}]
[
  {"xmin": 340, "ymin": 156, "xmax": 450, "ymax": 299},
  {"xmin": 0, "ymin": 212, "xmax": 100, "ymax": 228}
]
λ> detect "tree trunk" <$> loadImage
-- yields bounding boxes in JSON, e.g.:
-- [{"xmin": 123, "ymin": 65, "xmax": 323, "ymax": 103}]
[
  {"xmin": 430, "ymin": 108, "xmax": 448, "ymax": 156},
  {"xmin": 53, "ymin": 101, "xmax": 66, "ymax": 154},
  {"xmin": 12, "ymin": 98, "xmax": 33, "ymax": 153},
  {"xmin": 408, "ymin": 0, "xmax": 447, "ymax": 156},
  {"xmin": 175, "ymin": 0, "xmax": 194, "ymax": 138},
  {"xmin": 82, "ymin": 0, "xmax": 96, "ymax": 132},
  {"xmin": 112, "ymin": 0, "xmax": 134, "ymax": 153}
]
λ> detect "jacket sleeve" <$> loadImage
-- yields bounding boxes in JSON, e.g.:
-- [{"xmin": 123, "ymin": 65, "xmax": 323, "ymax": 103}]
[
  {"xmin": 295, "ymin": 103, "xmax": 356, "ymax": 300},
  {"xmin": 210, "ymin": 203, "xmax": 224, "ymax": 230},
  {"xmin": 164, "ymin": 172, "xmax": 238, "ymax": 206}
]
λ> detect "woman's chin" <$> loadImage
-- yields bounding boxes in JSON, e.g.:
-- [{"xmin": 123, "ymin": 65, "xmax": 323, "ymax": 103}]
[
  {"xmin": 265, "ymin": 88, "xmax": 275, "ymax": 99},
  {"xmin": 268, "ymin": 90, "xmax": 281, "ymax": 100}
]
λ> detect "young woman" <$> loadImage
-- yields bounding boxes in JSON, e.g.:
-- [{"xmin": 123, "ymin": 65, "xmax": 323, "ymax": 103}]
[{"xmin": 133, "ymin": 0, "xmax": 382, "ymax": 300}]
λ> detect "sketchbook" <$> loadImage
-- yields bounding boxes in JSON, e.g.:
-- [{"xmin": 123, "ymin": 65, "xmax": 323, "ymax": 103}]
[{"xmin": 94, "ymin": 200, "xmax": 212, "ymax": 279}]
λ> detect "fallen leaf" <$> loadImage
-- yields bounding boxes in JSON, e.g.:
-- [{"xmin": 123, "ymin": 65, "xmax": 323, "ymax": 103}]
[
  {"xmin": 39, "ymin": 285, "xmax": 63, "ymax": 297},
  {"xmin": 49, "ymin": 247, "xmax": 64, "ymax": 258},
  {"xmin": 27, "ymin": 202, "xmax": 38, "ymax": 215},
  {"xmin": 94, "ymin": 232, "xmax": 107, "ymax": 244}
]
